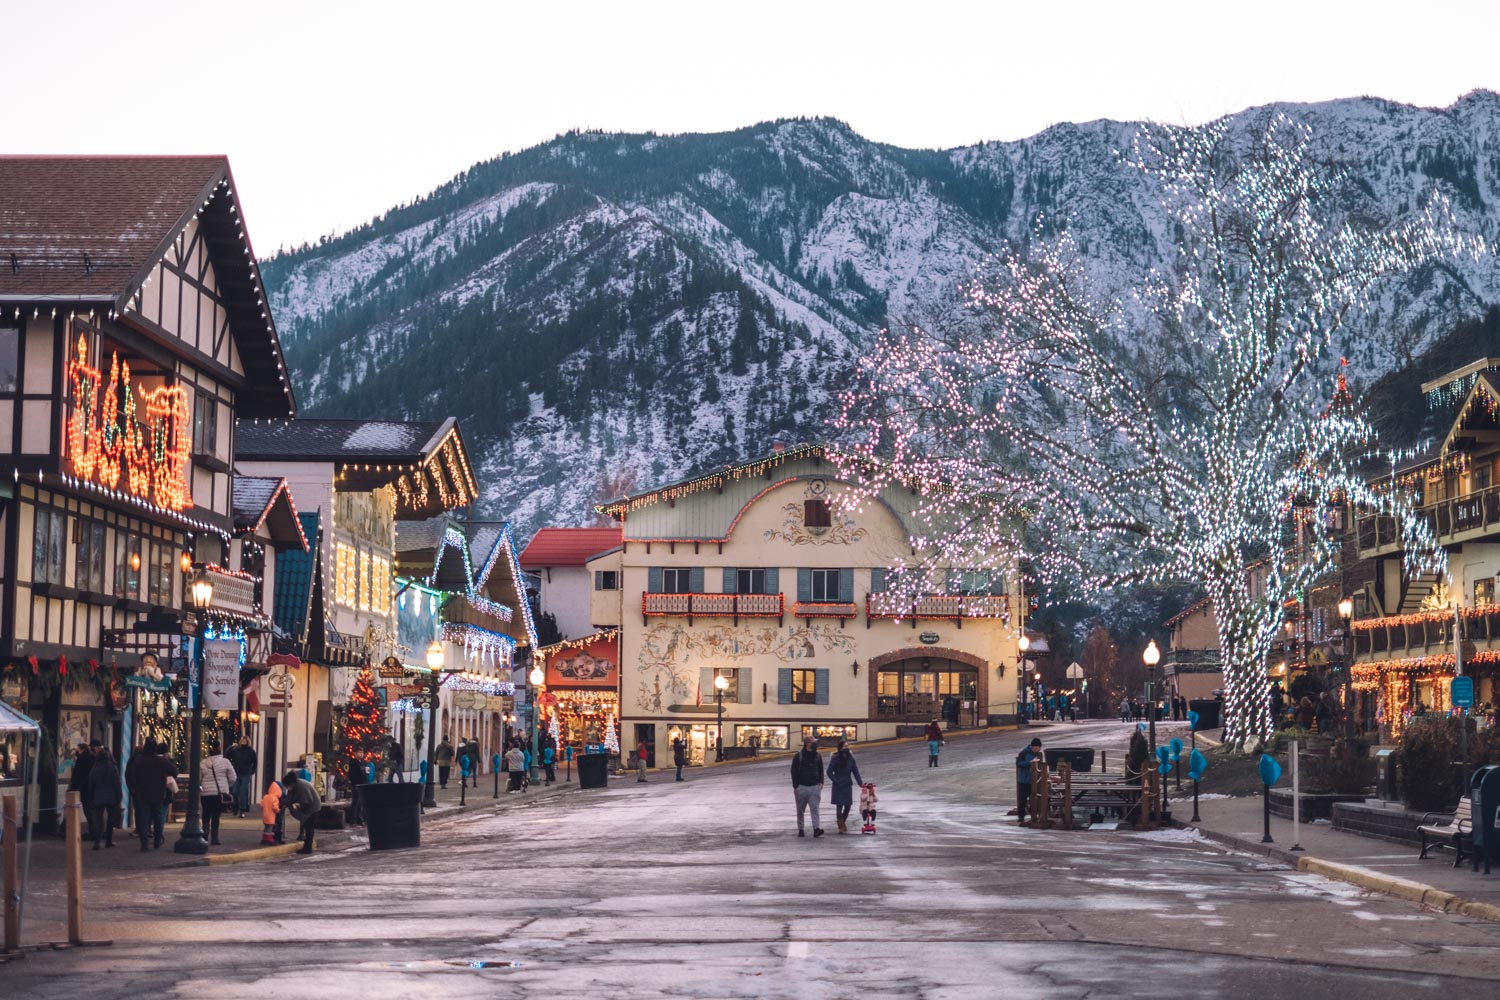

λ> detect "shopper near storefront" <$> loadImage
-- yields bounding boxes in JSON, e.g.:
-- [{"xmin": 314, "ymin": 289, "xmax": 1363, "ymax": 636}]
[
  {"xmin": 201, "ymin": 743, "xmax": 238, "ymax": 846},
  {"xmin": 791, "ymin": 737, "xmax": 825, "ymax": 838},
  {"xmin": 86, "ymin": 747, "xmax": 122, "ymax": 849},
  {"xmin": 542, "ymin": 743, "xmax": 556, "ymax": 785},
  {"xmin": 825, "ymin": 740, "xmax": 864, "ymax": 834},
  {"xmin": 635, "ymin": 739, "xmax": 650, "ymax": 783},
  {"xmin": 387, "ymin": 739, "xmax": 405, "ymax": 783},
  {"xmin": 228, "ymin": 739, "xmax": 257, "ymax": 817},
  {"xmin": 1016, "ymin": 737, "xmax": 1043, "ymax": 824},
  {"xmin": 436, "ymin": 736, "xmax": 454, "ymax": 789},
  {"xmin": 133, "ymin": 742, "xmax": 175, "ymax": 851},
  {"xmin": 281, "ymin": 770, "xmax": 323, "ymax": 855},
  {"xmin": 65, "ymin": 742, "xmax": 97, "ymax": 839},
  {"xmin": 504, "ymin": 744, "xmax": 525, "ymax": 792},
  {"xmin": 672, "ymin": 736, "xmax": 686, "ymax": 782}
]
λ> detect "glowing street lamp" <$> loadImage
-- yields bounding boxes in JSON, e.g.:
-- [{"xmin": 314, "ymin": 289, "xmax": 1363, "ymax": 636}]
[
  {"xmin": 1018, "ymin": 634, "xmax": 1032, "ymax": 722},
  {"xmin": 714, "ymin": 672, "xmax": 730, "ymax": 761},
  {"xmin": 174, "ymin": 571, "xmax": 214, "ymax": 855},
  {"xmin": 1143, "ymin": 639, "xmax": 1161, "ymax": 752}
]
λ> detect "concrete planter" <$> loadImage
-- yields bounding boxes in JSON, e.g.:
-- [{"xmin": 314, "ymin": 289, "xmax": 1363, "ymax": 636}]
[{"xmin": 1268, "ymin": 789, "xmax": 1366, "ymax": 822}]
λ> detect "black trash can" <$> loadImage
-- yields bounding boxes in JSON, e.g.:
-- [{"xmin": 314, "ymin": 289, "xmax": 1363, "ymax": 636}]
[
  {"xmin": 358, "ymin": 782, "xmax": 423, "ymax": 850},
  {"xmin": 577, "ymin": 752, "xmax": 610, "ymax": 790},
  {"xmin": 1188, "ymin": 699, "xmax": 1221, "ymax": 731},
  {"xmin": 1043, "ymin": 747, "xmax": 1094, "ymax": 772}
]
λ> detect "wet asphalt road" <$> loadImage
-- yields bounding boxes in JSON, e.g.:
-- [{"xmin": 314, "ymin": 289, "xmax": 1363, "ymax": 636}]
[{"xmin": 9, "ymin": 722, "xmax": 1500, "ymax": 999}]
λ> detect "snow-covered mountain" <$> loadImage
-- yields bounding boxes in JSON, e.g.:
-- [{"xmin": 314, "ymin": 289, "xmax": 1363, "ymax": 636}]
[{"xmin": 262, "ymin": 92, "xmax": 1500, "ymax": 536}]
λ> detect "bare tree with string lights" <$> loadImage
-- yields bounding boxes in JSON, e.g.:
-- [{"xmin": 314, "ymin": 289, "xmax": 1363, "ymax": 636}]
[{"xmin": 837, "ymin": 115, "xmax": 1484, "ymax": 747}]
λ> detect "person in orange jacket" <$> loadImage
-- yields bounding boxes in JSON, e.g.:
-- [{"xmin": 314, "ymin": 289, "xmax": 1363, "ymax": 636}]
[{"xmin": 259, "ymin": 778, "xmax": 283, "ymax": 845}]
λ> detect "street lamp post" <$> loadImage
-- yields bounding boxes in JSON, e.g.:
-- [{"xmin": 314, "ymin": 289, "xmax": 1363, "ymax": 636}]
[
  {"xmin": 1337, "ymin": 596, "xmax": 1354, "ymax": 739},
  {"xmin": 529, "ymin": 661, "xmax": 545, "ymax": 783},
  {"xmin": 714, "ymin": 672, "xmax": 729, "ymax": 761},
  {"xmin": 1018, "ymin": 634, "xmax": 1031, "ymax": 723},
  {"xmin": 174, "ymin": 571, "xmax": 214, "ymax": 855},
  {"xmin": 422, "ymin": 641, "xmax": 445, "ymax": 810},
  {"xmin": 1143, "ymin": 639, "xmax": 1161, "ymax": 753}
]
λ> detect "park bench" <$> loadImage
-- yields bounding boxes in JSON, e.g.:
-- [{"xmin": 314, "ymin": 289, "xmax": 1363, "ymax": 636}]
[{"xmin": 1417, "ymin": 796, "xmax": 1474, "ymax": 867}]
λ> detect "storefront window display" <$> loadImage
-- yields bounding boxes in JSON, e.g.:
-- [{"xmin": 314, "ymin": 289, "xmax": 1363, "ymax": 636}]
[
  {"xmin": 734, "ymin": 725, "xmax": 789, "ymax": 750},
  {"xmin": 802, "ymin": 724, "xmax": 858, "ymax": 746}
]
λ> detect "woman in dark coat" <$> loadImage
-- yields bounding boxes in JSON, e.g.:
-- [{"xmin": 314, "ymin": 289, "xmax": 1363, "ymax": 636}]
[
  {"xmin": 825, "ymin": 740, "xmax": 864, "ymax": 834},
  {"xmin": 86, "ymin": 748, "xmax": 122, "ymax": 849}
]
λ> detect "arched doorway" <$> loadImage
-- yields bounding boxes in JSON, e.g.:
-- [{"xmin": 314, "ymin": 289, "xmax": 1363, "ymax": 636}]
[{"xmin": 871, "ymin": 651, "xmax": 985, "ymax": 728}]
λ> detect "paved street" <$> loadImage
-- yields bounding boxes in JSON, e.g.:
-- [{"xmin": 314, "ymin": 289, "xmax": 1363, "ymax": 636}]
[{"xmin": 9, "ymin": 723, "xmax": 1500, "ymax": 999}]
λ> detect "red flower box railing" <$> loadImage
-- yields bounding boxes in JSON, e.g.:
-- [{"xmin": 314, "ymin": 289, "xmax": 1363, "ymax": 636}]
[{"xmin": 641, "ymin": 592, "xmax": 784, "ymax": 622}]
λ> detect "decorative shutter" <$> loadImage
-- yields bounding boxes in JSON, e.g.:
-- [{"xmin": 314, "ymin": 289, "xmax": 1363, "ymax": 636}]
[
  {"xmin": 648, "ymin": 567, "xmax": 662, "ymax": 593},
  {"xmin": 690, "ymin": 566, "xmax": 704, "ymax": 594},
  {"xmin": 778, "ymin": 669, "xmax": 793, "ymax": 704},
  {"xmin": 797, "ymin": 568, "xmax": 811, "ymax": 602},
  {"xmin": 700, "ymin": 667, "xmax": 714, "ymax": 700},
  {"xmin": 765, "ymin": 568, "xmax": 779, "ymax": 595},
  {"xmin": 723, "ymin": 567, "xmax": 737, "ymax": 593},
  {"xmin": 814, "ymin": 669, "xmax": 829, "ymax": 705},
  {"xmin": 871, "ymin": 568, "xmax": 887, "ymax": 593},
  {"xmin": 737, "ymin": 668, "xmax": 751, "ymax": 704},
  {"xmin": 838, "ymin": 568, "xmax": 853, "ymax": 603}
]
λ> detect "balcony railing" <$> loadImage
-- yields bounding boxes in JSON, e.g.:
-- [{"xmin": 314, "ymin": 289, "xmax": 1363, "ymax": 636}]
[
  {"xmin": 792, "ymin": 601, "xmax": 859, "ymax": 620},
  {"xmin": 641, "ymin": 592, "xmax": 784, "ymax": 623},
  {"xmin": 865, "ymin": 593, "xmax": 1009, "ymax": 628},
  {"xmin": 1357, "ymin": 485, "xmax": 1500, "ymax": 554},
  {"xmin": 1350, "ymin": 605, "xmax": 1500, "ymax": 658}
]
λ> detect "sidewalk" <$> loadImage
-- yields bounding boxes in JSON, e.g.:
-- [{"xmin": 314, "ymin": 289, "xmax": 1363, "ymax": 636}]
[{"xmin": 1185, "ymin": 792, "xmax": 1500, "ymax": 921}]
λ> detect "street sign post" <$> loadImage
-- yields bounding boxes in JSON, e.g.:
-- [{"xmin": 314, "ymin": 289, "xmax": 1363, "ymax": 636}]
[
  {"xmin": 201, "ymin": 640, "xmax": 241, "ymax": 711},
  {"xmin": 1452, "ymin": 676, "xmax": 1475, "ymax": 709}
]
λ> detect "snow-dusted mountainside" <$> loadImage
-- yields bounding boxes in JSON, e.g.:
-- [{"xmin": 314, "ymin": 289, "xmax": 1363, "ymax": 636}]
[{"xmin": 262, "ymin": 93, "xmax": 1500, "ymax": 536}]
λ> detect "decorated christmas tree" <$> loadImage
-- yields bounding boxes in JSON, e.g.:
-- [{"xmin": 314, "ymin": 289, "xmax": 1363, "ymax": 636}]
[
  {"xmin": 603, "ymin": 712, "xmax": 619, "ymax": 754},
  {"xmin": 341, "ymin": 665, "xmax": 388, "ymax": 777}
]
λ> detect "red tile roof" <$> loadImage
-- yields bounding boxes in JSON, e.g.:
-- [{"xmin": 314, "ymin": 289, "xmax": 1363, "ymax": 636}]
[{"xmin": 519, "ymin": 527, "xmax": 623, "ymax": 568}]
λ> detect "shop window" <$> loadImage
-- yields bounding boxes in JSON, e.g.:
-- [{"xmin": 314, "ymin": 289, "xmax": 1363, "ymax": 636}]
[
  {"xmin": 372, "ymin": 556, "xmax": 391, "ymax": 615},
  {"xmin": 359, "ymin": 549, "xmax": 372, "ymax": 611},
  {"xmin": 803, "ymin": 499, "xmax": 832, "ymax": 529},
  {"xmin": 148, "ymin": 540, "xmax": 174, "ymax": 605},
  {"xmin": 335, "ymin": 542, "xmax": 357, "ymax": 607},
  {"xmin": 594, "ymin": 570, "xmax": 620, "ymax": 591},
  {"xmin": 114, "ymin": 534, "xmax": 142, "ymax": 600},
  {"xmin": 74, "ymin": 520, "xmax": 105, "ymax": 592},
  {"xmin": 801, "ymin": 724, "xmax": 857, "ymax": 745},
  {"xmin": 734, "ymin": 725, "xmax": 789, "ymax": 750},
  {"xmin": 661, "ymin": 568, "xmax": 694, "ymax": 594},
  {"xmin": 0, "ymin": 326, "xmax": 18, "ymax": 394},
  {"xmin": 1476, "ymin": 578, "xmax": 1495, "ymax": 607},
  {"xmin": 32, "ymin": 507, "xmax": 66, "ymax": 585}
]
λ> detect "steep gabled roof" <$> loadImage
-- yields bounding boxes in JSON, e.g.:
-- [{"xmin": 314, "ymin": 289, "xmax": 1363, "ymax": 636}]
[
  {"xmin": 0, "ymin": 155, "xmax": 294, "ymax": 417},
  {"xmin": 273, "ymin": 511, "xmax": 321, "ymax": 639},
  {"xmin": 519, "ymin": 527, "xmax": 623, "ymax": 568},
  {"xmin": 595, "ymin": 443, "xmax": 829, "ymax": 519},
  {"xmin": 232, "ymin": 476, "xmax": 308, "ymax": 550},
  {"xmin": 1439, "ymin": 372, "xmax": 1500, "ymax": 457},
  {"xmin": 474, "ymin": 523, "xmax": 539, "ymax": 649}
]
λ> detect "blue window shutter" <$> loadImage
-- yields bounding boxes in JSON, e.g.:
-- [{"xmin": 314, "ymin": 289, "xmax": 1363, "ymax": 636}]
[
  {"xmin": 815, "ymin": 669, "xmax": 829, "ymax": 705},
  {"xmin": 723, "ymin": 567, "xmax": 736, "ymax": 593},
  {"xmin": 737, "ymin": 668, "xmax": 751, "ymax": 704},
  {"xmin": 778, "ymin": 669, "xmax": 793, "ymax": 704},
  {"xmin": 838, "ymin": 568, "xmax": 853, "ymax": 603},
  {"xmin": 797, "ymin": 568, "xmax": 811, "ymax": 602},
  {"xmin": 766, "ymin": 567, "xmax": 779, "ymax": 595},
  {"xmin": 871, "ymin": 568, "xmax": 887, "ymax": 593},
  {"xmin": 690, "ymin": 566, "xmax": 704, "ymax": 593},
  {"xmin": 648, "ymin": 567, "xmax": 662, "ymax": 593}
]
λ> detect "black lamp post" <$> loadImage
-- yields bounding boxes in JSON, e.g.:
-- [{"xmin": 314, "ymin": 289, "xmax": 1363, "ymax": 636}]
[
  {"xmin": 1018, "ymin": 634, "xmax": 1031, "ymax": 723},
  {"xmin": 421, "ymin": 640, "xmax": 447, "ymax": 810},
  {"xmin": 174, "ymin": 570, "xmax": 214, "ymax": 855},
  {"xmin": 714, "ymin": 672, "xmax": 729, "ymax": 761},
  {"xmin": 1143, "ymin": 639, "xmax": 1161, "ymax": 753},
  {"xmin": 1337, "ymin": 596, "xmax": 1354, "ymax": 739}
]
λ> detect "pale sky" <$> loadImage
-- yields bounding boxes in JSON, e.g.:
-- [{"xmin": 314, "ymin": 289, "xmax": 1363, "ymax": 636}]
[{"xmin": 6, "ymin": 0, "xmax": 1496, "ymax": 253}]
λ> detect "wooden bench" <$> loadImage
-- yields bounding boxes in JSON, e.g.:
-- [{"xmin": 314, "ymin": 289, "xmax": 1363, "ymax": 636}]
[{"xmin": 1418, "ymin": 797, "xmax": 1474, "ymax": 866}]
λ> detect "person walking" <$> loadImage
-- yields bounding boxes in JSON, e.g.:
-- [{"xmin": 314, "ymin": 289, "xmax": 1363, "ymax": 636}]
[
  {"xmin": 132, "ymin": 742, "xmax": 174, "ymax": 851},
  {"xmin": 542, "ymin": 743, "xmax": 556, "ymax": 785},
  {"xmin": 387, "ymin": 739, "xmax": 405, "ymax": 782},
  {"xmin": 66, "ymin": 742, "xmax": 96, "ymax": 840},
  {"xmin": 259, "ymin": 776, "xmax": 283, "ymax": 845},
  {"xmin": 436, "ymin": 736, "xmax": 454, "ymax": 789},
  {"xmin": 281, "ymin": 769, "xmax": 322, "ymax": 854},
  {"xmin": 1016, "ymin": 737, "xmax": 1043, "ymax": 825},
  {"xmin": 86, "ymin": 747, "xmax": 121, "ymax": 849},
  {"xmin": 521, "ymin": 744, "xmax": 533, "ymax": 791},
  {"xmin": 924, "ymin": 720, "xmax": 944, "ymax": 768},
  {"xmin": 635, "ymin": 739, "xmax": 649, "ymax": 783},
  {"xmin": 672, "ymin": 736, "xmax": 686, "ymax": 782},
  {"xmin": 790, "ymin": 737, "xmax": 825, "ymax": 838},
  {"xmin": 200, "ymin": 742, "xmax": 238, "ymax": 846},
  {"xmin": 228, "ymin": 738, "xmax": 257, "ymax": 817},
  {"xmin": 825, "ymin": 740, "xmax": 864, "ymax": 834},
  {"xmin": 504, "ymin": 743, "xmax": 525, "ymax": 792}
]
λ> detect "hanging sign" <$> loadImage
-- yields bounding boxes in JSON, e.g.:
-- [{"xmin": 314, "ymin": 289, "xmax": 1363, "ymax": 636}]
[
  {"xmin": 202, "ymin": 640, "xmax": 242, "ymax": 711},
  {"xmin": 1451, "ymin": 675, "xmax": 1475, "ymax": 709},
  {"xmin": 919, "ymin": 631, "xmax": 941, "ymax": 645},
  {"xmin": 378, "ymin": 656, "xmax": 409, "ymax": 679},
  {"xmin": 125, "ymin": 675, "xmax": 171, "ymax": 692}
]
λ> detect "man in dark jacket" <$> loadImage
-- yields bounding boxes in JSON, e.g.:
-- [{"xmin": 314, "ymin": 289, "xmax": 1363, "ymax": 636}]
[
  {"xmin": 436, "ymin": 737, "xmax": 454, "ymax": 789},
  {"xmin": 228, "ymin": 739, "xmax": 257, "ymax": 816},
  {"xmin": 281, "ymin": 770, "xmax": 323, "ymax": 854},
  {"xmin": 672, "ymin": 737, "xmax": 686, "ymax": 782},
  {"xmin": 790, "ymin": 738, "xmax": 825, "ymax": 838},
  {"xmin": 132, "ymin": 742, "xmax": 176, "ymax": 851},
  {"xmin": 65, "ymin": 742, "xmax": 97, "ymax": 839},
  {"xmin": 1016, "ymin": 737, "xmax": 1043, "ymax": 824}
]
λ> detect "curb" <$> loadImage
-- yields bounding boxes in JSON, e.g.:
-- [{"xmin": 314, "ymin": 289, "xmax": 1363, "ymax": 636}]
[
  {"xmin": 1185, "ymin": 822, "xmax": 1500, "ymax": 924},
  {"xmin": 204, "ymin": 843, "xmax": 302, "ymax": 865}
]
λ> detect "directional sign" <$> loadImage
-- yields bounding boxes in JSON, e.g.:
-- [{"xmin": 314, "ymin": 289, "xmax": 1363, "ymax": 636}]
[
  {"xmin": 202, "ymin": 640, "xmax": 242, "ymax": 711},
  {"xmin": 1451, "ymin": 675, "xmax": 1475, "ymax": 709}
]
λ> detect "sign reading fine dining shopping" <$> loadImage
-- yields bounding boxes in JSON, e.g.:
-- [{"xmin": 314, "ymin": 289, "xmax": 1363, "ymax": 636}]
[{"xmin": 201, "ymin": 640, "xmax": 242, "ymax": 711}]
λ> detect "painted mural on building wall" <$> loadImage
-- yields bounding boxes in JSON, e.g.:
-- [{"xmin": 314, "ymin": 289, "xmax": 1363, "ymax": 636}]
[
  {"xmin": 762, "ymin": 481, "xmax": 868, "ymax": 546},
  {"xmin": 635, "ymin": 621, "xmax": 857, "ymax": 711}
]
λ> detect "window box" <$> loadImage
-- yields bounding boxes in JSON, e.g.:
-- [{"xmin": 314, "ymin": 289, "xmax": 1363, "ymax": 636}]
[{"xmin": 793, "ymin": 601, "xmax": 858, "ymax": 620}]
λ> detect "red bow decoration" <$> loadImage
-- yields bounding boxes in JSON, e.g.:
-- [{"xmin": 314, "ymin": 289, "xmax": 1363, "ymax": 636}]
[
  {"xmin": 88, "ymin": 658, "xmax": 100, "ymax": 676},
  {"xmin": 27, "ymin": 655, "xmax": 38, "ymax": 674},
  {"xmin": 58, "ymin": 656, "xmax": 67, "ymax": 677}
]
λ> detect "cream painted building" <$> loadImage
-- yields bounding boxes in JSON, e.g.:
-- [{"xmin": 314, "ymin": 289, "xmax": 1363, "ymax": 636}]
[{"xmin": 592, "ymin": 444, "xmax": 1022, "ymax": 766}]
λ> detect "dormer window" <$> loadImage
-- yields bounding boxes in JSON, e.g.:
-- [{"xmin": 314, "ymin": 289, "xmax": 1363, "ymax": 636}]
[{"xmin": 803, "ymin": 499, "xmax": 831, "ymax": 529}]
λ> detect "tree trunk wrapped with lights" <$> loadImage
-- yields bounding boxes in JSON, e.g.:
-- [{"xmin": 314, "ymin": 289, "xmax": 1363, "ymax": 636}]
[{"xmin": 839, "ymin": 116, "xmax": 1480, "ymax": 745}]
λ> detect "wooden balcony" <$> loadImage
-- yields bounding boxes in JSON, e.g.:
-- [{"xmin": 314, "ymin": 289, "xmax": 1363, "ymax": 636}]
[
  {"xmin": 1350, "ymin": 605, "xmax": 1500, "ymax": 659},
  {"xmin": 865, "ymin": 594, "xmax": 1009, "ymax": 628},
  {"xmin": 1357, "ymin": 485, "xmax": 1500, "ymax": 556},
  {"xmin": 792, "ymin": 601, "xmax": 858, "ymax": 622},
  {"xmin": 640, "ymin": 592, "xmax": 783, "ymax": 625}
]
